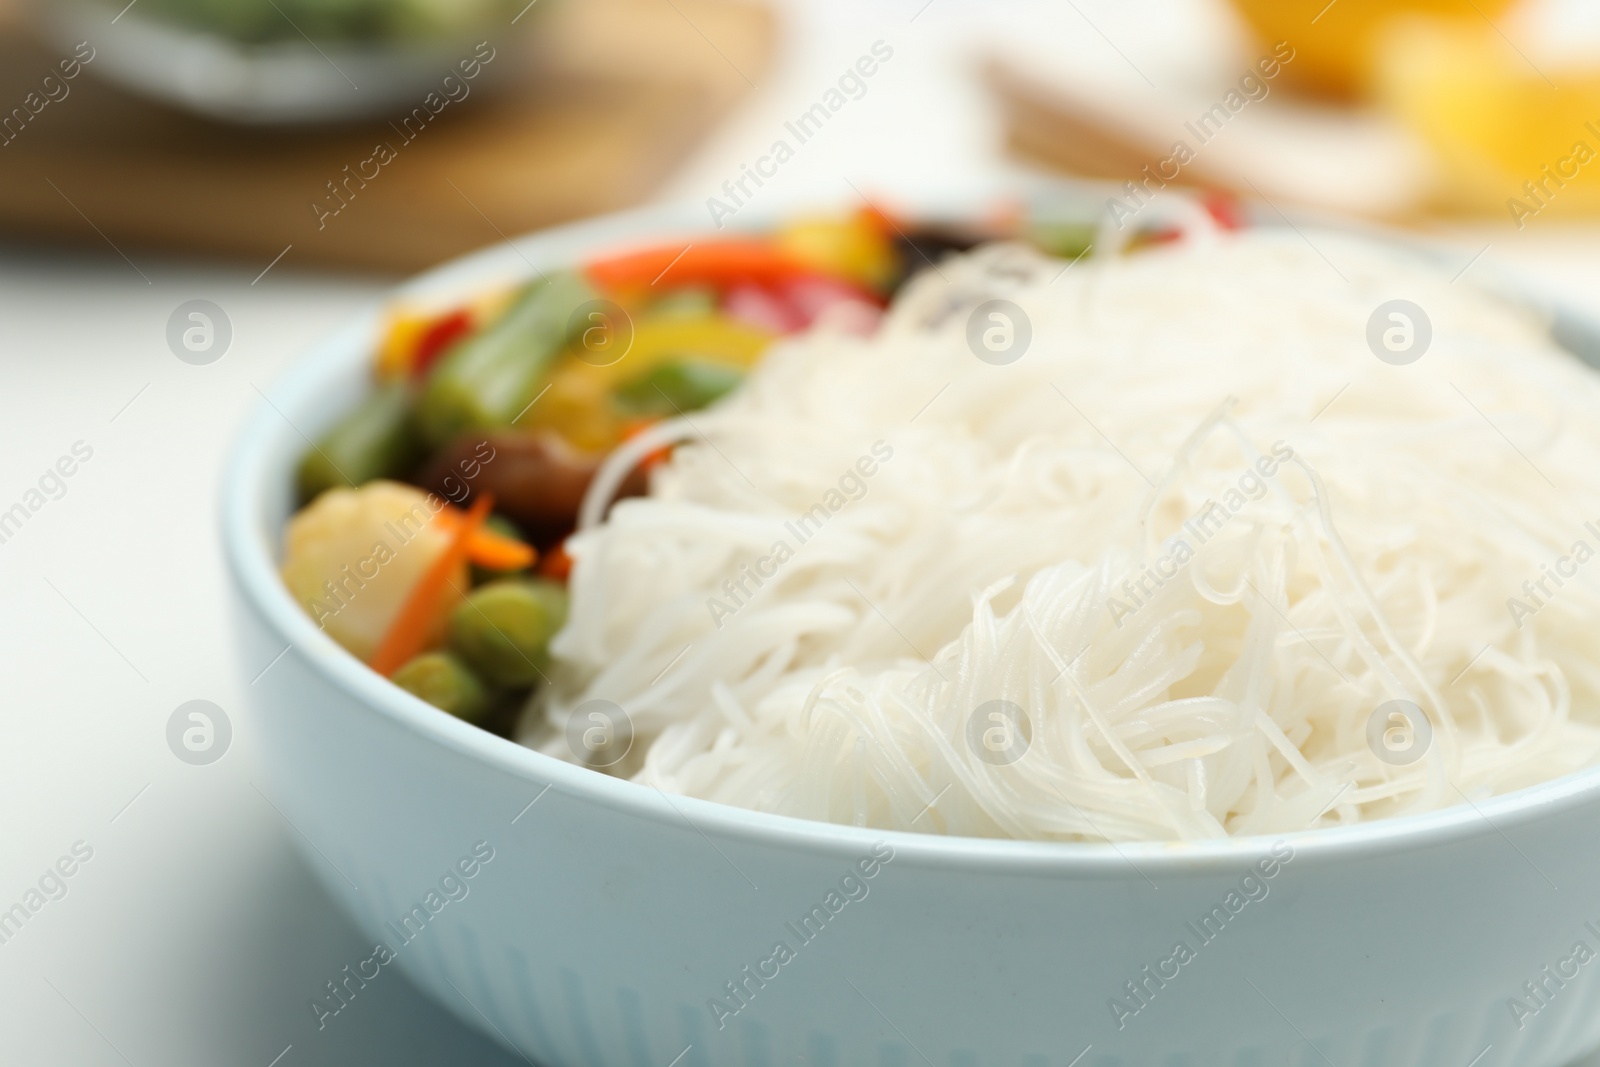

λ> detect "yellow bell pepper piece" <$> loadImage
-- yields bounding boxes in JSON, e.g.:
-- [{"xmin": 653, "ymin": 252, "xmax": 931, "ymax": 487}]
[
  {"xmin": 526, "ymin": 361, "xmax": 621, "ymax": 452},
  {"xmin": 623, "ymin": 316, "xmax": 774, "ymax": 373},
  {"xmin": 375, "ymin": 309, "xmax": 436, "ymax": 381},
  {"xmin": 521, "ymin": 314, "xmax": 775, "ymax": 452},
  {"xmin": 373, "ymin": 287, "xmax": 517, "ymax": 381},
  {"xmin": 777, "ymin": 215, "xmax": 897, "ymax": 292}
]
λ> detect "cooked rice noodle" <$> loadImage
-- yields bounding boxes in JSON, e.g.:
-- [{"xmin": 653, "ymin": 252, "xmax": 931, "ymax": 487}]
[{"xmin": 520, "ymin": 229, "xmax": 1600, "ymax": 841}]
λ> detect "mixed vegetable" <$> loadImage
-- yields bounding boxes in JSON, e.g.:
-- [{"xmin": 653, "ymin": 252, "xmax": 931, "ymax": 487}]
[{"xmin": 280, "ymin": 202, "xmax": 1227, "ymax": 735}]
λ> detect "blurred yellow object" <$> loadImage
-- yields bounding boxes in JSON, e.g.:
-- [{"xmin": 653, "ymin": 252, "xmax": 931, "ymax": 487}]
[
  {"xmin": 1374, "ymin": 18, "xmax": 1600, "ymax": 221},
  {"xmin": 1228, "ymin": 0, "xmax": 1515, "ymax": 98},
  {"xmin": 776, "ymin": 214, "xmax": 897, "ymax": 292},
  {"xmin": 375, "ymin": 308, "xmax": 443, "ymax": 381},
  {"xmin": 531, "ymin": 360, "xmax": 620, "ymax": 452},
  {"xmin": 375, "ymin": 288, "xmax": 516, "ymax": 381},
  {"xmin": 526, "ymin": 315, "xmax": 774, "ymax": 451}
]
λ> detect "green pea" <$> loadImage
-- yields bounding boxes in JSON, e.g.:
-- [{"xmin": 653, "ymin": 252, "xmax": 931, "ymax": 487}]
[
  {"xmin": 449, "ymin": 578, "xmax": 569, "ymax": 688},
  {"xmin": 392, "ymin": 651, "xmax": 490, "ymax": 723}
]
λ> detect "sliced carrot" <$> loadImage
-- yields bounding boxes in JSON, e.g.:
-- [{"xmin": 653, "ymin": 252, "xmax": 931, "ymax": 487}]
[
  {"xmin": 435, "ymin": 506, "xmax": 539, "ymax": 571},
  {"xmin": 466, "ymin": 527, "xmax": 537, "ymax": 571},
  {"xmin": 369, "ymin": 494, "xmax": 493, "ymax": 677},
  {"xmin": 538, "ymin": 542, "xmax": 574, "ymax": 582}
]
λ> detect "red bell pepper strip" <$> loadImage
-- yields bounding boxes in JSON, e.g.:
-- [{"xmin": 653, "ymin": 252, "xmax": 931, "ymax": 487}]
[
  {"xmin": 585, "ymin": 240, "xmax": 881, "ymax": 306},
  {"xmin": 412, "ymin": 309, "xmax": 475, "ymax": 377}
]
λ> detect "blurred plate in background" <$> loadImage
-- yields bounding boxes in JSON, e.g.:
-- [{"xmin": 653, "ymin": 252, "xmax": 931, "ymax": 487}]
[
  {"xmin": 30, "ymin": 0, "xmax": 528, "ymax": 125},
  {"xmin": 0, "ymin": 0, "xmax": 772, "ymax": 271}
]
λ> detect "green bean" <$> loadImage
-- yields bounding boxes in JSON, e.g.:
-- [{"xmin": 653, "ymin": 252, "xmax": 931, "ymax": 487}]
[
  {"xmin": 613, "ymin": 359, "xmax": 744, "ymax": 417},
  {"xmin": 448, "ymin": 578, "xmax": 569, "ymax": 688},
  {"xmin": 417, "ymin": 271, "xmax": 598, "ymax": 447},
  {"xmin": 296, "ymin": 380, "xmax": 422, "ymax": 502},
  {"xmin": 392, "ymin": 651, "xmax": 490, "ymax": 722}
]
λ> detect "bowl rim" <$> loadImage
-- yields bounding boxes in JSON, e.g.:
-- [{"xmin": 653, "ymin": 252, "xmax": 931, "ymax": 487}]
[{"xmin": 223, "ymin": 188, "xmax": 1600, "ymax": 876}]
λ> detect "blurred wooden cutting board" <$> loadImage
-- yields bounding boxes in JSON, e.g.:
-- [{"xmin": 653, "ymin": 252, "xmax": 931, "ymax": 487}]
[
  {"xmin": 984, "ymin": 52, "xmax": 1435, "ymax": 222},
  {"xmin": 0, "ymin": 0, "xmax": 772, "ymax": 273}
]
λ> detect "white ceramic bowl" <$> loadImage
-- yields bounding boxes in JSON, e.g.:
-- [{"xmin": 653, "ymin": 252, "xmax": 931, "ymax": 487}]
[{"xmin": 224, "ymin": 198, "xmax": 1600, "ymax": 1067}]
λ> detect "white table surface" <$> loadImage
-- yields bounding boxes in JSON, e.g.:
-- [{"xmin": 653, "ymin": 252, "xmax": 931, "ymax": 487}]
[{"xmin": 4, "ymin": 2, "xmax": 1600, "ymax": 1064}]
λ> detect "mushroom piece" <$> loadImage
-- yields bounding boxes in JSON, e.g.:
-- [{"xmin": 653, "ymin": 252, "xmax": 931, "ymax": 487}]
[{"xmin": 418, "ymin": 429, "xmax": 650, "ymax": 546}]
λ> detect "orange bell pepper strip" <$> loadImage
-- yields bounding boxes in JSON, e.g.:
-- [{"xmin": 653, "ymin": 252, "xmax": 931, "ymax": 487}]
[
  {"xmin": 587, "ymin": 239, "xmax": 888, "ymax": 307},
  {"xmin": 585, "ymin": 239, "xmax": 816, "ymax": 293}
]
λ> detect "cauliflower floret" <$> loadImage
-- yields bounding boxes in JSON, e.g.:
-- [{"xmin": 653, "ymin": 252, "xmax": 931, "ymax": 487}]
[{"xmin": 281, "ymin": 481, "xmax": 464, "ymax": 662}]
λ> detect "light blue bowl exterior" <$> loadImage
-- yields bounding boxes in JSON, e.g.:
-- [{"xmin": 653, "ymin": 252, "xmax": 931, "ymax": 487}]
[{"xmin": 224, "ymin": 199, "xmax": 1600, "ymax": 1067}]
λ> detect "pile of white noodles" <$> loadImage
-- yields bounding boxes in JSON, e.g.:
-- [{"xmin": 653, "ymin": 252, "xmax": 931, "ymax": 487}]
[{"xmin": 519, "ymin": 226, "xmax": 1600, "ymax": 841}]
